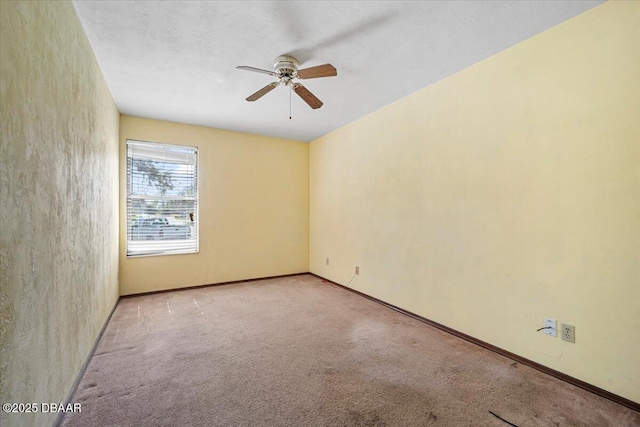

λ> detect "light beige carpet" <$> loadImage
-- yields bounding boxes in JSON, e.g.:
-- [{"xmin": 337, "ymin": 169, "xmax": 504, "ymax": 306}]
[{"xmin": 61, "ymin": 275, "xmax": 639, "ymax": 426}]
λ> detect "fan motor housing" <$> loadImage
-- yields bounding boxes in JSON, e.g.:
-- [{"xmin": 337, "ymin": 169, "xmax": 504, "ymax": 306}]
[{"xmin": 274, "ymin": 55, "xmax": 299, "ymax": 76}]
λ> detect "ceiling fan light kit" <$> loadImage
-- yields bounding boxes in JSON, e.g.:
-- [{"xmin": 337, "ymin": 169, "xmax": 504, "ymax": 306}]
[{"xmin": 236, "ymin": 55, "xmax": 337, "ymax": 115}]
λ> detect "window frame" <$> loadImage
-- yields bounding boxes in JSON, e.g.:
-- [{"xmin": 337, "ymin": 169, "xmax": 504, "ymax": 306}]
[{"xmin": 125, "ymin": 139, "xmax": 199, "ymax": 258}]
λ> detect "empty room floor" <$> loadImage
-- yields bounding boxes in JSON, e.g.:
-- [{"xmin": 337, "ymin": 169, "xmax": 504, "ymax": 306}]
[{"xmin": 61, "ymin": 275, "xmax": 639, "ymax": 426}]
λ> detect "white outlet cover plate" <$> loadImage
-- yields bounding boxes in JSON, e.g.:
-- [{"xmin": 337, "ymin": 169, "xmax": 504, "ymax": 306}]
[{"xmin": 544, "ymin": 317, "xmax": 557, "ymax": 337}]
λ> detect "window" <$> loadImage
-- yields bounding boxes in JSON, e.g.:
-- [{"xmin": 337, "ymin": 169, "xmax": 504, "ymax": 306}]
[{"xmin": 126, "ymin": 140, "xmax": 198, "ymax": 257}]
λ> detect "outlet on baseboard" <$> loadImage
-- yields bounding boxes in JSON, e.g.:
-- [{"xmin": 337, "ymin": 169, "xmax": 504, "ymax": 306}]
[{"xmin": 355, "ymin": 266, "xmax": 359, "ymax": 275}]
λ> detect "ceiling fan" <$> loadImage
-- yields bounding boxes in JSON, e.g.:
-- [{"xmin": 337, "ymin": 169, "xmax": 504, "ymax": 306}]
[{"xmin": 236, "ymin": 55, "xmax": 337, "ymax": 110}]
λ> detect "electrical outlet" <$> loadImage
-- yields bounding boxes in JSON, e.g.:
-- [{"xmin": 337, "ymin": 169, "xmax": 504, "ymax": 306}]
[
  {"xmin": 355, "ymin": 266, "xmax": 359, "ymax": 275},
  {"xmin": 562, "ymin": 324, "xmax": 575, "ymax": 343},
  {"xmin": 544, "ymin": 317, "xmax": 557, "ymax": 337},
  {"xmin": 326, "ymin": 257, "xmax": 329, "ymax": 266}
]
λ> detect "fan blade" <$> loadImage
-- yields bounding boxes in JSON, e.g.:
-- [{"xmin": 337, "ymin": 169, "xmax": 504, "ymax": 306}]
[
  {"xmin": 293, "ymin": 83, "xmax": 323, "ymax": 109},
  {"xmin": 246, "ymin": 83, "xmax": 279, "ymax": 102},
  {"xmin": 296, "ymin": 63, "xmax": 337, "ymax": 79},
  {"xmin": 236, "ymin": 66, "xmax": 278, "ymax": 77}
]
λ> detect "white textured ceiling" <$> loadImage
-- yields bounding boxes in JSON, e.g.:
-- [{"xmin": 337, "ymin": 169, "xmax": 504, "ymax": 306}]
[{"xmin": 73, "ymin": 1, "xmax": 602, "ymax": 142}]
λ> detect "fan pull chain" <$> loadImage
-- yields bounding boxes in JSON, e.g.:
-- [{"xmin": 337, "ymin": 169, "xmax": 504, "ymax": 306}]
[{"xmin": 289, "ymin": 85, "xmax": 292, "ymax": 120}]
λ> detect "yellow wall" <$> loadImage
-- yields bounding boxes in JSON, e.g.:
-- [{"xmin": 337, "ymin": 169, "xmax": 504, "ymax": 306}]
[
  {"xmin": 310, "ymin": 1, "xmax": 639, "ymax": 403},
  {"xmin": 0, "ymin": 2, "xmax": 120, "ymax": 427},
  {"xmin": 119, "ymin": 116, "xmax": 309, "ymax": 295}
]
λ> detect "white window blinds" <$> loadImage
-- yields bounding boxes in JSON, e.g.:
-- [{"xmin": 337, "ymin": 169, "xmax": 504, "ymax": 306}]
[{"xmin": 126, "ymin": 140, "xmax": 198, "ymax": 257}]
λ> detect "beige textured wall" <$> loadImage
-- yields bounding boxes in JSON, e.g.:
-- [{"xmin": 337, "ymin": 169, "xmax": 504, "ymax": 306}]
[
  {"xmin": 119, "ymin": 116, "xmax": 309, "ymax": 295},
  {"xmin": 0, "ymin": 2, "xmax": 120, "ymax": 426},
  {"xmin": 310, "ymin": 2, "xmax": 640, "ymax": 403}
]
